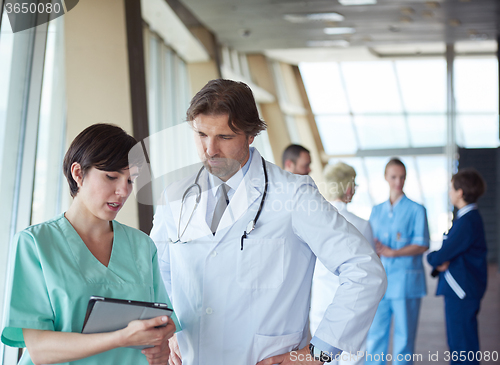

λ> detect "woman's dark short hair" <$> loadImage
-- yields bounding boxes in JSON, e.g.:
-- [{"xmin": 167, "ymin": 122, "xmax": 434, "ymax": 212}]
[
  {"xmin": 63, "ymin": 123, "xmax": 139, "ymax": 197},
  {"xmin": 452, "ymin": 168, "xmax": 486, "ymax": 204},
  {"xmin": 186, "ymin": 79, "xmax": 267, "ymax": 137},
  {"xmin": 385, "ymin": 157, "xmax": 406, "ymax": 176}
]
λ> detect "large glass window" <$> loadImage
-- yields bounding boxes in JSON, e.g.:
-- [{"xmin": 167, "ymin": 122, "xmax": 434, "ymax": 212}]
[
  {"xmin": 0, "ymin": 11, "xmax": 15, "ymax": 174},
  {"xmin": 300, "ymin": 57, "xmax": 498, "ymax": 242},
  {"xmin": 454, "ymin": 58, "xmax": 499, "ymax": 148},
  {"xmin": 32, "ymin": 16, "xmax": 67, "ymax": 225},
  {"xmin": 0, "ymin": 11, "xmax": 67, "ymax": 364},
  {"xmin": 144, "ymin": 27, "xmax": 198, "ymax": 205}
]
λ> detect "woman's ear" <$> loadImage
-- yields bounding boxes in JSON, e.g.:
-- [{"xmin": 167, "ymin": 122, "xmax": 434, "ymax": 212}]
[
  {"xmin": 71, "ymin": 162, "xmax": 84, "ymax": 187},
  {"xmin": 345, "ymin": 186, "xmax": 353, "ymax": 200}
]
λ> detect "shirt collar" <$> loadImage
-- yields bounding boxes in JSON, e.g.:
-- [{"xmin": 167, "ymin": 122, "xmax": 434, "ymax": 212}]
[
  {"xmin": 209, "ymin": 147, "xmax": 254, "ymax": 195},
  {"xmin": 385, "ymin": 194, "xmax": 405, "ymax": 210},
  {"xmin": 457, "ymin": 203, "xmax": 477, "ymax": 219}
]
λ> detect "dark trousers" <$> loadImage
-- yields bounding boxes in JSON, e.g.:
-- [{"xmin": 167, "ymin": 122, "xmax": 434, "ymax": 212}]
[{"xmin": 444, "ymin": 296, "xmax": 481, "ymax": 365}]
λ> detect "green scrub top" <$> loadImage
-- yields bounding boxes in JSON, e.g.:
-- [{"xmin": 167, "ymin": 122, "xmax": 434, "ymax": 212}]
[{"xmin": 1, "ymin": 213, "xmax": 180, "ymax": 365}]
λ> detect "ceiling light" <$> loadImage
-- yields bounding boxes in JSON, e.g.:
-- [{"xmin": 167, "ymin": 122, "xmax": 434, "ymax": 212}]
[
  {"xmin": 323, "ymin": 27, "xmax": 356, "ymax": 35},
  {"xmin": 422, "ymin": 10, "xmax": 434, "ymax": 18},
  {"xmin": 238, "ymin": 29, "xmax": 252, "ymax": 38},
  {"xmin": 307, "ymin": 40, "xmax": 350, "ymax": 47},
  {"xmin": 400, "ymin": 7, "xmax": 415, "ymax": 15},
  {"xmin": 284, "ymin": 12, "xmax": 344, "ymax": 23},
  {"xmin": 338, "ymin": 0, "xmax": 376, "ymax": 5},
  {"xmin": 425, "ymin": 1, "xmax": 440, "ymax": 9}
]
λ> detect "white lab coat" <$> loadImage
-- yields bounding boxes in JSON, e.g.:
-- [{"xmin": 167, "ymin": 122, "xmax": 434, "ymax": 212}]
[
  {"xmin": 151, "ymin": 148, "xmax": 387, "ymax": 365},
  {"xmin": 310, "ymin": 201, "xmax": 375, "ymax": 365}
]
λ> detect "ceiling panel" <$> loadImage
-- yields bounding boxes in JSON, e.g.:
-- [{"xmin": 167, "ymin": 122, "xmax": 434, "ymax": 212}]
[{"xmin": 177, "ymin": 0, "xmax": 498, "ymax": 55}]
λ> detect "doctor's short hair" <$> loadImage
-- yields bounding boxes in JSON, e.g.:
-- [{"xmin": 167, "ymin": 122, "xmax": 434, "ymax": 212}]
[
  {"xmin": 384, "ymin": 158, "xmax": 406, "ymax": 176},
  {"xmin": 186, "ymin": 79, "xmax": 267, "ymax": 137},
  {"xmin": 452, "ymin": 168, "xmax": 486, "ymax": 204},
  {"xmin": 324, "ymin": 162, "xmax": 356, "ymax": 201},
  {"xmin": 63, "ymin": 123, "xmax": 139, "ymax": 197},
  {"xmin": 282, "ymin": 144, "xmax": 310, "ymax": 167}
]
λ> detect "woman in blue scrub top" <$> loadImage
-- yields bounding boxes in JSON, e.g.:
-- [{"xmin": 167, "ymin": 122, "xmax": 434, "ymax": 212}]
[
  {"xmin": 1, "ymin": 124, "xmax": 178, "ymax": 365},
  {"xmin": 366, "ymin": 158, "xmax": 429, "ymax": 365}
]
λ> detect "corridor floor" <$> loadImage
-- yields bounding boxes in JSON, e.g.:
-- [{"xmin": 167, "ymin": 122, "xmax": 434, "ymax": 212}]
[{"xmin": 414, "ymin": 263, "xmax": 500, "ymax": 365}]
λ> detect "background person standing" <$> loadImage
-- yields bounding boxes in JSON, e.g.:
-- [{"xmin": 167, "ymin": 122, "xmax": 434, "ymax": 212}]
[
  {"xmin": 427, "ymin": 169, "xmax": 487, "ymax": 365},
  {"xmin": 310, "ymin": 162, "xmax": 375, "ymax": 365},
  {"xmin": 282, "ymin": 144, "xmax": 312, "ymax": 176},
  {"xmin": 366, "ymin": 158, "xmax": 429, "ymax": 365}
]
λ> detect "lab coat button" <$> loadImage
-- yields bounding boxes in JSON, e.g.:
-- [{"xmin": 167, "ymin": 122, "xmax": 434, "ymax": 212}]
[
  {"xmin": 206, "ymin": 307, "xmax": 213, "ymax": 315},
  {"xmin": 211, "ymin": 251, "xmax": 217, "ymax": 257}
]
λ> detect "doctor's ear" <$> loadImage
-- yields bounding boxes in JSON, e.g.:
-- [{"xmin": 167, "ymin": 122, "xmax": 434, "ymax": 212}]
[{"xmin": 70, "ymin": 162, "xmax": 84, "ymax": 187}]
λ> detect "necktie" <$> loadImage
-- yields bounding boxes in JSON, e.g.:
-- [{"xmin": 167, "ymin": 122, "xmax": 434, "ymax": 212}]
[{"xmin": 211, "ymin": 183, "xmax": 229, "ymax": 234}]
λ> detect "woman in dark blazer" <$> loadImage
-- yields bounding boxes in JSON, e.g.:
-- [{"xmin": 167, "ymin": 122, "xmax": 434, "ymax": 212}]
[{"xmin": 427, "ymin": 168, "xmax": 487, "ymax": 365}]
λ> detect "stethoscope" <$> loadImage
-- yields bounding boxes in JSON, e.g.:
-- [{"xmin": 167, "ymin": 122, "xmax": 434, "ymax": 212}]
[{"xmin": 172, "ymin": 157, "xmax": 268, "ymax": 250}]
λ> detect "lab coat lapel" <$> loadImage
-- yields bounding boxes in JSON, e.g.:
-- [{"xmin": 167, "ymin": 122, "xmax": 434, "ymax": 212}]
[{"xmin": 214, "ymin": 149, "xmax": 264, "ymax": 240}]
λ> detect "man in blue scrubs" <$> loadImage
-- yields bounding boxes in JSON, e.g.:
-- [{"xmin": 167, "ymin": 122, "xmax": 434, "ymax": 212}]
[{"xmin": 366, "ymin": 158, "xmax": 429, "ymax": 365}]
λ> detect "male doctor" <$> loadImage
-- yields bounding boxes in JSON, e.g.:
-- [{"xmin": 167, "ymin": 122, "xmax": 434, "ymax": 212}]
[{"xmin": 150, "ymin": 79, "xmax": 387, "ymax": 365}]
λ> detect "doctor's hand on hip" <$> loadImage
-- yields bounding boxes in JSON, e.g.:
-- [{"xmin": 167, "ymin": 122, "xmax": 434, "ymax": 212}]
[
  {"xmin": 256, "ymin": 345, "xmax": 323, "ymax": 365},
  {"xmin": 168, "ymin": 334, "xmax": 182, "ymax": 365}
]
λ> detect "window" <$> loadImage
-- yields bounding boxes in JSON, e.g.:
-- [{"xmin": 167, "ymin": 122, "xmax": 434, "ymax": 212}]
[
  {"xmin": 300, "ymin": 57, "xmax": 497, "ymax": 241},
  {"xmin": 32, "ymin": 16, "xmax": 67, "ymax": 225},
  {"xmin": 144, "ymin": 27, "xmax": 198, "ymax": 206},
  {"xmin": 455, "ymin": 58, "xmax": 499, "ymax": 148},
  {"xmin": 0, "ymin": 11, "xmax": 66, "ymax": 364}
]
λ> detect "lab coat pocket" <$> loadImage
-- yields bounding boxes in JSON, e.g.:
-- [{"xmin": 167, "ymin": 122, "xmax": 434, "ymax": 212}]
[
  {"xmin": 236, "ymin": 238, "xmax": 284, "ymax": 289},
  {"xmin": 254, "ymin": 331, "xmax": 303, "ymax": 363}
]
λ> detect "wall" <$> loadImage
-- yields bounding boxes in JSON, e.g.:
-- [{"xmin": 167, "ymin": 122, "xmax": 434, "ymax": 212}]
[{"xmin": 64, "ymin": 0, "xmax": 139, "ymax": 228}]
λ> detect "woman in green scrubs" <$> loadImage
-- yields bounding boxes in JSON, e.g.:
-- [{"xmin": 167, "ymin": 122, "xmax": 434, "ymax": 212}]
[{"xmin": 1, "ymin": 124, "xmax": 179, "ymax": 365}]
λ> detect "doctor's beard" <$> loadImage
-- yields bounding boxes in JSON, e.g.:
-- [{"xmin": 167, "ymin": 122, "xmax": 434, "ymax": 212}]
[{"xmin": 202, "ymin": 157, "xmax": 242, "ymax": 181}]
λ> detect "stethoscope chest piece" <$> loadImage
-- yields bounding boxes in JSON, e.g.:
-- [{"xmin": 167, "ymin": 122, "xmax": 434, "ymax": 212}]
[{"xmin": 246, "ymin": 220, "xmax": 255, "ymax": 235}]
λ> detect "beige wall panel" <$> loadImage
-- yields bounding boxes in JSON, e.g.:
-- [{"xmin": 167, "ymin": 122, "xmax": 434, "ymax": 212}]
[
  {"xmin": 293, "ymin": 65, "xmax": 325, "ymax": 162},
  {"xmin": 247, "ymin": 54, "xmax": 290, "ymax": 165},
  {"xmin": 247, "ymin": 54, "xmax": 277, "ymax": 95},
  {"xmin": 64, "ymin": 0, "xmax": 139, "ymax": 229},
  {"xmin": 294, "ymin": 115, "xmax": 327, "ymax": 196},
  {"xmin": 260, "ymin": 104, "xmax": 291, "ymax": 165},
  {"xmin": 186, "ymin": 26, "xmax": 220, "ymax": 96},
  {"xmin": 277, "ymin": 62, "xmax": 326, "ymax": 194},
  {"xmin": 187, "ymin": 62, "xmax": 220, "ymax": 97},
  {"xmin": 279, "ymin": 62, "xmax": 303, "ymax": 107}
]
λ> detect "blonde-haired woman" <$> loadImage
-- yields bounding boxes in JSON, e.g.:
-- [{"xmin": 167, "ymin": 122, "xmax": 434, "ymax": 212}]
[{"xmin": 310, "ymin": 161, "xmax": 375, "ymax": 365}]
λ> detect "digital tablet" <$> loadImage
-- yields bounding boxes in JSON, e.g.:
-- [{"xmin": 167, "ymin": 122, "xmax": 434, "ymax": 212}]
[{"xmin": 81, "ymin": 296, "xmax": 173, "ymax": 349}]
